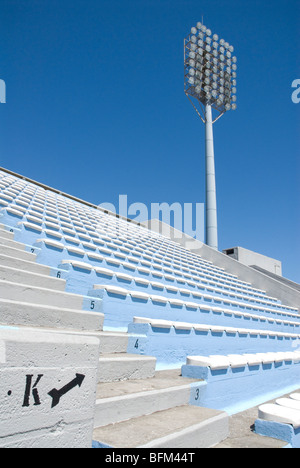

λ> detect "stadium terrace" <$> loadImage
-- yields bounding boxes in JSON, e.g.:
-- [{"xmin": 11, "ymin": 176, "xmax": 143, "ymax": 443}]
[{"xmin": 0, "ymin": 166, "xmax": 299, "ymax": 449}]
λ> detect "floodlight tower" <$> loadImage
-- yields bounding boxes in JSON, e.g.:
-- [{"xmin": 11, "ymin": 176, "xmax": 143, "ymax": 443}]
[{"xmin": 184, "ymin": 22, "xmax": 237, "ymax": 250}]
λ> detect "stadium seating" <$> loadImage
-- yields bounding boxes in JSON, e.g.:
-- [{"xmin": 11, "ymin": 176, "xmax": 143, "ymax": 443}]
[
  {"xmin": 0, "ymin": 167, "xmax": 299, "ymax": 448},
  {"xmin": 181, "ymin": 352, "xmax": 300, "ymax": 415},
  {"xmin": 255, "ymin": 393, "xmax": 300, "ymax": 448}
]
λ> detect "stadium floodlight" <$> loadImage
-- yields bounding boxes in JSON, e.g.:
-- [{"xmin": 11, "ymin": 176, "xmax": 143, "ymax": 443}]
[{"xmin": 184, "ymin": 22, "xmax": 237, "ymax": 251}]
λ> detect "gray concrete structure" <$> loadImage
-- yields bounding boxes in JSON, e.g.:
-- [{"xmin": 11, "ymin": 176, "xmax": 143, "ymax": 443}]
[{"xmin": 223, "ymin": 246, "xmax": 282, "ymax": 276}]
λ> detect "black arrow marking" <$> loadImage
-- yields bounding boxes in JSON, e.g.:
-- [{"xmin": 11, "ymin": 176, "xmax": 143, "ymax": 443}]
[{"xmin": 48, "ymin": 374, "xmax": 85, "ymax": 408}]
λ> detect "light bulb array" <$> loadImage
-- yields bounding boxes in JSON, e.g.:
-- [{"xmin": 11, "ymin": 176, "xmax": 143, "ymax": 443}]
[{"xmin": 184, "ymin": 22, "xmax": 237, "ymax": 112}]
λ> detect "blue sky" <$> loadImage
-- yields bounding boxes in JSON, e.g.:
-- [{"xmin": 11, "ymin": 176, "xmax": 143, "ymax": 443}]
[{"xmin": 0, "ymin": 0, "xmax": 299, "ymax": 282}]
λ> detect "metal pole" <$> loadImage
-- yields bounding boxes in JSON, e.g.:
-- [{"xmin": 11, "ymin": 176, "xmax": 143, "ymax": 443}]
[{"xmin": 205, "ymin": 104, "xmax": 218, "ymax": 250}]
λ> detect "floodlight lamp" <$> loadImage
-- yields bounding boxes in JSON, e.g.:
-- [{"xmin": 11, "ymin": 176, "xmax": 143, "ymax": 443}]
[
  {"xmin": 231, "ymin": 103, "xmax": 237, "ymax": 110},
  {"xmin": 225, "ymin": 103, "xmax": 231, "ymax": 110},
  {"xmin": 232, "ymin": 87, "xmax": 237, "ymax": 94},
  {"xmin": 184, "ymin": 22, "xmax": 237, "ymax": 119}
]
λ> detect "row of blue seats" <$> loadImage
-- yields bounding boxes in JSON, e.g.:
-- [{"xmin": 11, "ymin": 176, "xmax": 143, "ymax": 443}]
[
  {"xmin": 87, "ymin": 284, "xmax": 300, "ymax": 332},
  {"xmin": 11, "ymin": 235, "xmax": 298, "ymax": 320},
  {"xmin": 0, "ymin": 202, "xmax": 248, "ymax": 290},
  {"xmin": 0, "ymin": 177, "xmax": 275, "ymax": 292},
  {"xmin": 127, "ymin": 316, "xmax": 300, "ymax": 368},
  {"xmin": 182, "ymin": 352, "xmax": 300, "ymax": 415},
  {"xmin": 55, "ymin": 261, "xmax": 300, "ymax": 323},
  {"xmin": 0, "ymin": 211, "xmax": 291, "ymax": 314},
  {"xmin": 3, "ymin": 213, "xmax": 243, "ymax": 291}
]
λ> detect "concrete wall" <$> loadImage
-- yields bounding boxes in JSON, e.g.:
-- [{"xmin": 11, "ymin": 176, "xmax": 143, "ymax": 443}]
[
  {"xmin": 143, "ymin": 219, "xmax": 300, "ymax": 310},
  {"xmin": 0, "ymin": 327, "xmax": 100, "ymax": 448},
  {"xmin": 222, "ymin": 246, "xmax": 282, "ymax": 276}
]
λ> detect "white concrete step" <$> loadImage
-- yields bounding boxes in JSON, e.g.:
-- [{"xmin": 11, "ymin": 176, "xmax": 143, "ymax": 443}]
[
  {"xmin": 98, "ymin": 353, "xmax": 156, "ymax": 383},
  {"xmin": 98, "ymin": 331, "xmax": 128, "ymax": 354},
  {"xmin": 0, "ymin": 264, "xmax": 66, "ymax": 291},
  {"xmin": 94, "ymin": 369, "xmax": 199, "ymax": 427},
  {"xmin": 0, "ymin": 253, "xmax": 52, "ymax": 276},
  {"xmin": 0, "ymin": 228, "xmax": 14, "ymax": 240},
  {"xmin": 0, "ymin": 278, "xmax": 97, "ymax": 311},
  {"xmin": 0, "ymin": 244, "xmax": 36, "ymax": 262},
  {"xmin": 0, "ymin": 326, "xmax": 100, "ymax": 448},
  {"xmin": 0, "ymin": 298, "xmax": 104, "ymax": 331},
  {"xmin": 93, "ymin": 405, "xmax": 229, "ymax": 448},
  {"xmin": 0, "ymin": 235, "xmax": 28, "ymax": 252}
]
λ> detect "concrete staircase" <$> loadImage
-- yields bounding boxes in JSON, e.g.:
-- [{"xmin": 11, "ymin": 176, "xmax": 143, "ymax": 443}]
[
  {"xmin": 0, "ymin": 225, "xmax": 229, "ymax": 448},
  {"xmin": 0, "ymin": 226, "xmax": 157, "ymax": 383},
  {"xmin": 93, "ymin": 369, "xmax": 228, "ymax": 448}
]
